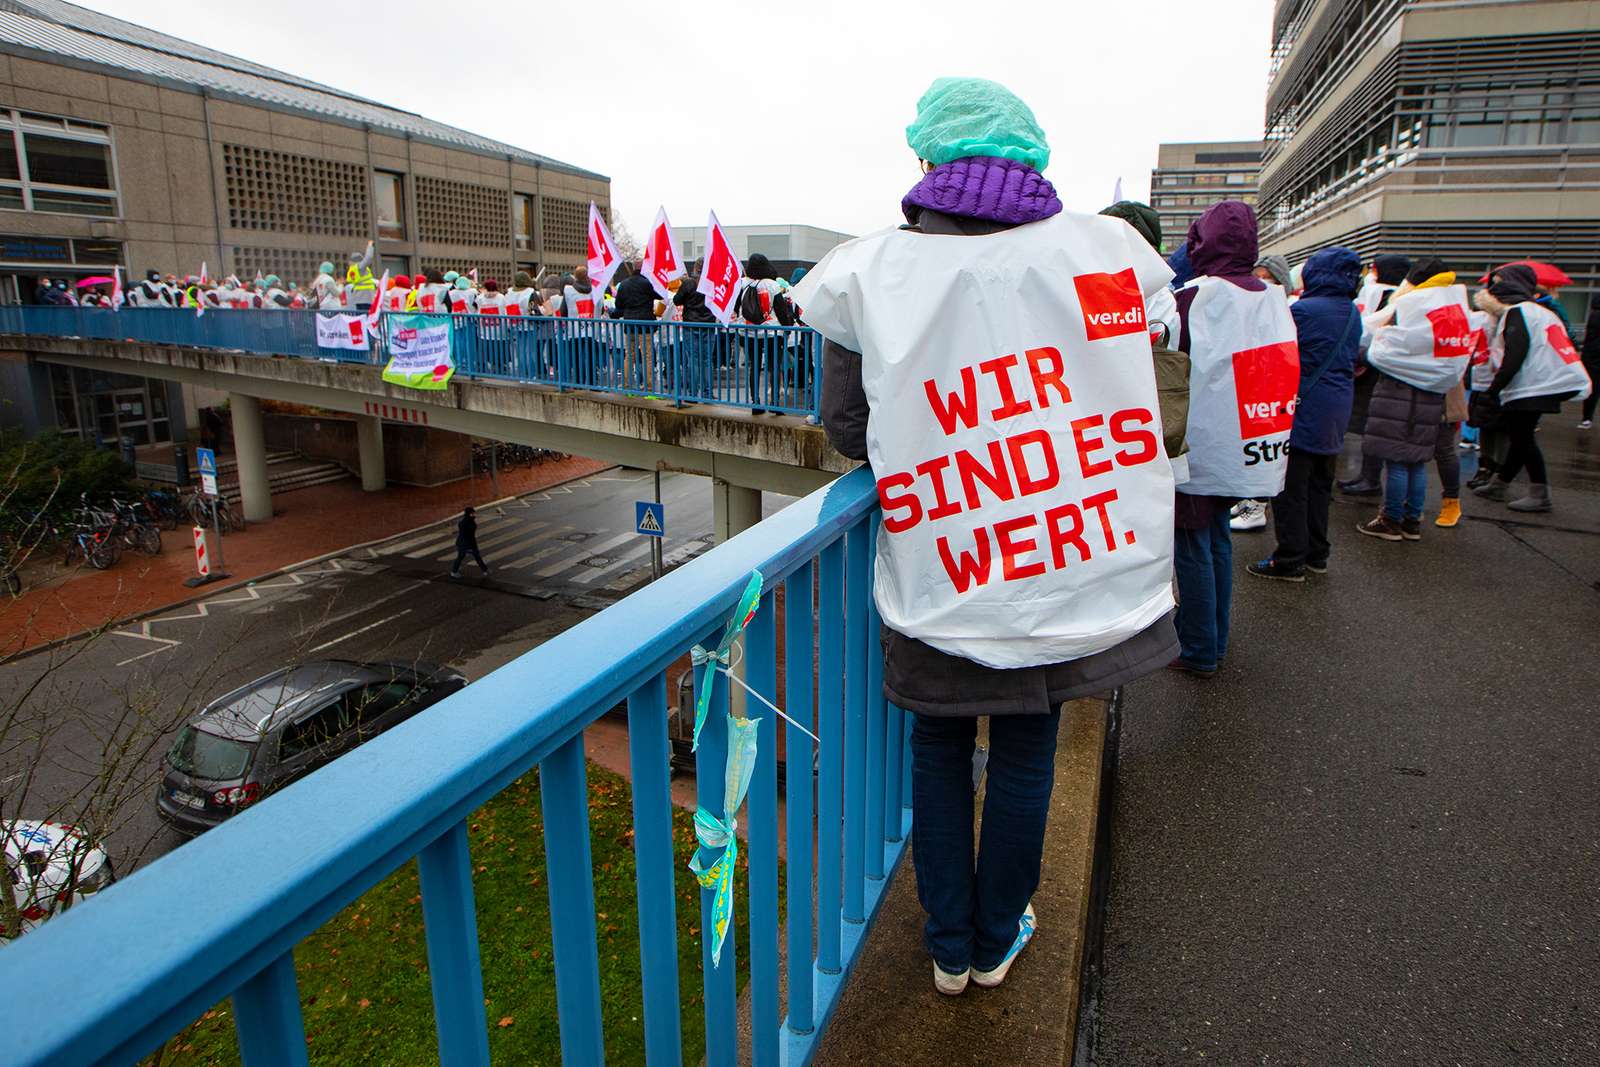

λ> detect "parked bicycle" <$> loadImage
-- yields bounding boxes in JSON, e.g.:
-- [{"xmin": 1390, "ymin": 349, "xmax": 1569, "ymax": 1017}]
[
  {"xmin": 108, "ymin": 497, "xmax": 163, "ymax": 556},
  {"xmin": 59, "ymin": 515, "xmax": 121, "ymax": 571},
  {"xmin": 142, "ymin": 487, "xmax": 183, "ymax": 531},
  {"xmin": 183, "ymin": 488, "xmax": 245, "ymax": 533}
]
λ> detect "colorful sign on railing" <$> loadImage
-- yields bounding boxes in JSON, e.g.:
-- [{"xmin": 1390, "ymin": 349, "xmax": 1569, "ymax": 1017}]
[{"xmin": 381, "ymin": 314, "xmax": 455, "ymax": 390}]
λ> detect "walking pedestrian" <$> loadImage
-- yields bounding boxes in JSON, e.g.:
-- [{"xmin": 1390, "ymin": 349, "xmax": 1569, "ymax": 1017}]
[
  {"xmin": 1169, "ymin": 200, "xmax": 1294, "ymax": 676},
  {"xmin": 1354, "ymin": 259, "xmax": 1463, "ymax": 542},
  {"xmin": 1248, "ymin": 246, "xmax": 1362, "ymax": 580},
  {"xmin": 1580, "ymin": 299, "xmax": 1600, "ymax": 429},
  {"xmin": 1471, "ymin": 264, "xmax": 1593, "ymax": 512},
  {"xmin": 799, "ymin": 76, "xmax": 1178, "ymax": 998},
  {"xmin": 1339, "ymin": 254, "xmax": 1411, "ymax": 495},
  {"xmin": 449, "ymin": 506, "xmax": 489, "ymax": 578}
]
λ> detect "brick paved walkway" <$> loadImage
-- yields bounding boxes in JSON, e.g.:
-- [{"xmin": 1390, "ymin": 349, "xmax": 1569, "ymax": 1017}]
[{"xmin": 0, "ymin": 455, "xmax": 610, "ymax": 657}]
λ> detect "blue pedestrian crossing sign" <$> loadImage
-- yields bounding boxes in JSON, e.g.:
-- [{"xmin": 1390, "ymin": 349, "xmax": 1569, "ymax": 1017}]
[
  {"xmin": 635, "ymin": 500, "xmax": 665, "ymax": 538},
  {"xmin": 196, "ymin": 447, "xmax": 218, "ymax": 498}
]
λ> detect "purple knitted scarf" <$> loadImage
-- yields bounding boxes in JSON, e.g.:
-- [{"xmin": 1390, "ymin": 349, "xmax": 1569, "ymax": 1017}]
[{"xmin": 901, "ymin": 156, "xmax": 1062, "ymax": 226}]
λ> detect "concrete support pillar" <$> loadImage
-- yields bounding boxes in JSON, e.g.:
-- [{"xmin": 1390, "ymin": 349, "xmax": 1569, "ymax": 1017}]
[
  {"xmin": 229, "ymin": 393, "xmax": 272, "ymax": 523},
  {"xmin": 712, "ymin": 480, "xmax": 762, "ymax": 544},
  {"xmin": 356, "ymin": 413, "xmax": 385, "ymax": 492}
]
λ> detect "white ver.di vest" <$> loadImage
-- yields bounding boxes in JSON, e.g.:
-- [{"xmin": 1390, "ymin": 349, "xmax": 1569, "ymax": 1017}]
[
  {"xmin": 1178, "ymin": 277, "xmax": 1300, "ymax": 498},
  {"xmin": 1469, "ymin": 310, "xmax": 1498, "ymax": 391},
  {"xmin": 1498, "ymin": 301, "xmax": 1593, "ymax": 404},
  {"xmin": 1365, "ymin": 284, "xmax": 1474, "ymax": 393},
  {"xmin": 793, "ymin": 211, "xmax": 1177, "ymax": 669}
]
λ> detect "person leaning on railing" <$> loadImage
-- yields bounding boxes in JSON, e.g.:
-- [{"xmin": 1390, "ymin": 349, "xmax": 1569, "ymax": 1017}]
[{"xmin": 795, "ymin": 76, "xmax": 1181, "ymax": 998}]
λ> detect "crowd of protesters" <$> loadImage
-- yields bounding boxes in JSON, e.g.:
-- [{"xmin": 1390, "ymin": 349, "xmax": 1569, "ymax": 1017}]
[
  {"xmin": 31, "ymin": 239, "xmax": 824, "ymax": 412},
  {"xmin": 794, "ymin": 75, "xmax": 1597, "ymax": 1001}
]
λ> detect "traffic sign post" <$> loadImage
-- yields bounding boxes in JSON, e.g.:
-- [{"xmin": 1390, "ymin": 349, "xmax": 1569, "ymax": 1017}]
[
  {"xmin": 637, "ymin": 490, "xmax": 664, "ymax": 581},
  {"xmin": 196, "ymin": 447, "xmax": 218, "ymax": 498},
  {"xmin": 185, "ymin": 447, "xmax": 230, "ymax": 586}
]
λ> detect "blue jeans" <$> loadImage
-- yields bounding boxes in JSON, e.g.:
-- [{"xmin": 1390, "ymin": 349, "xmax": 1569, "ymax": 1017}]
[
  {"xmin": 912, "ymin": 709, "xmax": 1061, "ymax": 972},
  {"xmin": 1174, "ymin": 503, "xmax": 1232, "ymax": 670},
  {"xmin": 1383, "ymin": 460, "xmax": 1427, "ymax": 522}
]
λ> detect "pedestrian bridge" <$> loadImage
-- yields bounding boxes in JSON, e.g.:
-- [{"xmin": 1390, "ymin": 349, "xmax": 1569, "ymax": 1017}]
[
  {"xmin": 0, "ymin": 307, "xmax": 850, "ymax": 533},
  {"xmin": 0, "ymin": 466, "xmax": 912, "ymax": 1066}
]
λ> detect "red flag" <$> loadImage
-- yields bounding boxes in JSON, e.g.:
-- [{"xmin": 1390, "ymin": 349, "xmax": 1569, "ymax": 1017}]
[
  {"xmin": 586, "ymin": 202, "xmax": 622, "ymax": 293},
  {"xmin": 365, "ymin": 270, "xmax": 390, "ymax": 330},
  {"xmin": 641, "ymin": 206, "xmax": 685, "ymax": 300},
  {"xmin": 696, "ymin": 211, "xmax": 743, "ymax": 325},
  {"xmin": 109, "ymin": 266, "xmax": 123, "ymax": 311}
]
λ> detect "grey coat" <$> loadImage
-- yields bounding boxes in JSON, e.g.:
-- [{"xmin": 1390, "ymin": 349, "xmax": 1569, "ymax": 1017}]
[
  {"xmin": 1363, "ymin": 372, "xmax": 1445, "ymax": 463},
  {"xmin": 818, "ymin": 207, "xmax": 1179, "ymax": 718}
]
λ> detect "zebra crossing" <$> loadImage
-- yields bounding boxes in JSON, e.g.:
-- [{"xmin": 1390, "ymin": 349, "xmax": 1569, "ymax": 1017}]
[{"xmin": 374, "ymin": 471, "xmax": 717, "ymax": 596}]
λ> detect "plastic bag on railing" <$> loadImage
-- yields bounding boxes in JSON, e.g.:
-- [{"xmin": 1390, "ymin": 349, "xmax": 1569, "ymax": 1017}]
[{"xmin": 689, "ymin": 713, "xmax": 760, "ymax": 967}]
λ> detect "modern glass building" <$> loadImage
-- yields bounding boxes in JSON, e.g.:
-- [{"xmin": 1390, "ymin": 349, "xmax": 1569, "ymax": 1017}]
[{"xmin": 1258, "ymin": 0, "xmax": 1600, "ymax": 316}]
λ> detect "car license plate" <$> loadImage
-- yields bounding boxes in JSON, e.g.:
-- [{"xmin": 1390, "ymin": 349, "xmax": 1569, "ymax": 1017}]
[{"xmin": 171, "ymin": 790, "xmax": 206, "ymax": 810}]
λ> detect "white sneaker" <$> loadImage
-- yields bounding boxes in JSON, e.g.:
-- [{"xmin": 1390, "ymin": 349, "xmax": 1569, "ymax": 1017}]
[
  {"xmin": 1230, "ymin": 500, "xmax": 1267, "ymax": 531},
  {"xmin": 933, "ymin": 962, "xmax": 970, "ymax": 996},
  {"xmin": 1228, "ymin": 501, "xmax": 1243, "ymax": 518},
  {"xmin": 972, "ymin": 903, "xmax": 1036, "ymax": 988},
  {"xmin": 1580, "ymin": 420, "xmax": 1594, "ymax": 430}
]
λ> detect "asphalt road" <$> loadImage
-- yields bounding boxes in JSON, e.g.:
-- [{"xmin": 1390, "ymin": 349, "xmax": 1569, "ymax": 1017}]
[
  {"xmin": 1097, "ymin": 421, "xmax": 1600, "ymax": 1065},
  {"xmin": 0, "ymin": 468, "xmax": 790, "ymax": 876}
]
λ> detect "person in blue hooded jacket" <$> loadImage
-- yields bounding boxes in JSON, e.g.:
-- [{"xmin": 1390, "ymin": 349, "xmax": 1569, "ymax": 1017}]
[{"xmin": 1248, "ymin": 247, "xmax": 1363, "ymax": 581}]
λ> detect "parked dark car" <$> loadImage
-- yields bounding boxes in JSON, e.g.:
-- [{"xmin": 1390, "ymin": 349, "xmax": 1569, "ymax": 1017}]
[{"xmin": 157, "ymin": 660, "xmax": 467, "ymax": 835}]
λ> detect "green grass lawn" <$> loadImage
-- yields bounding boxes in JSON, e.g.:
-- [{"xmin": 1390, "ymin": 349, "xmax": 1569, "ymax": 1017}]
[{"xmin": 154, "ymin": 763, "xmax": 764, "ymax": 1066}]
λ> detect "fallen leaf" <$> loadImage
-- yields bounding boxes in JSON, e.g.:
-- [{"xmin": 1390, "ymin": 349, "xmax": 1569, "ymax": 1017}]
[
  {"xmin": 498, "ymin": 1016, "xmax": 515, "ymax": 1028},
  {"xmin": 358, "ymin": 999, "xmax": 371, "ymax": 1010}
]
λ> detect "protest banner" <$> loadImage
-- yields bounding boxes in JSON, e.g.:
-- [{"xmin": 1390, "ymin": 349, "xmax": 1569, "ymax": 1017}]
[{"xmin": 381, "ymin": 313, "xmax": 454, "ymax": 390}]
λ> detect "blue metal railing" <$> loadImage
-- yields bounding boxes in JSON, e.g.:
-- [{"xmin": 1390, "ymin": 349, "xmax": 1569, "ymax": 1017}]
[
  {"xmin": 0, "ymin": 306, "xmax": 824, "ymax": 417},
  {"xmin": 0, "ymin": 467, "xmax": 910, "ymax": 1067}
]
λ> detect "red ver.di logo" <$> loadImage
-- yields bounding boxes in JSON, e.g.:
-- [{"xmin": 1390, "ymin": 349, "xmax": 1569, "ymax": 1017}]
[
  {"xmin": 1232, "ymin": 341, "xmax": 1300, "ymax": 438},
  {"xmin": 1073, "ymin": 267, "xmax": 1145, "ymax": 341},
  {"xmin": 1547, "ymin": 323, "xmax": 1582, "ymax": 364},
  {"xmin": 1425, "ymin": 304, "xmax": 1473, "ymax": 359}
]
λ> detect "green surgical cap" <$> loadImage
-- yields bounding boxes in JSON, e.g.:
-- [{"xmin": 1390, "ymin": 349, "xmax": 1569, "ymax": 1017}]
[
  {"xmin": 905, "ymin": 77, "xmax": 1050, "ymax": 172},
  {"xmin": 319, "ymin": 261, "xmax": 334, "ymax": 275}
]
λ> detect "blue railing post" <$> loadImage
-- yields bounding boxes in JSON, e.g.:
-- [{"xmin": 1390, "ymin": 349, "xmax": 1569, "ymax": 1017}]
[
  {"xmin": 864, "ymin": 554, "xmax": 887, "ymax": 882},
  {"xmin": 539, "ymin": 734, "xmax": 605, "ymax": 1066},
  {"xmin": 842, "ymin": 521, "xmax": 869, "ymax": 923},
  {"xmin": 232, "ymin": 952, "xmax": 309, "ymax": 1067},
  {"xmin": 746, "ymin": 593, "xmax": 780, "ymax": 1067},
  {"xmin": 627, "ymin": 676, "xmax": 684, "ymax": 1067},
  {"xmin": 695, "ymin": 658, "xmax": 738, "ymax": 1067},
  {"xmin": 417, "ymin": 820, "xmax": 491, "ymax": 1067},
  {"xmin": 884, "ymin": 702, "xmax": 905, "ymax": 843},
  {"xmin": 783, "ymin": 562, "xmax": 816, "ymax": 1034},
  {"xmin": 816, "ymin": 539, "xmax": 845, "ymax": 972}
]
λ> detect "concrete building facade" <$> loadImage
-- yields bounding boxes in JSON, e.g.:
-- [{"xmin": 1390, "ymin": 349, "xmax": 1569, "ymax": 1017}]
[
  {"xmin": 1148, "ymin": 141, "xmax": 1264, "ymax": 252},
  {"xmin": 0, "ymin": 0, "xmax": 608, "ymax": 448},
  {"xmin": 1257, "ymin": 0, "xmax": 1600, "ymax": 317}
]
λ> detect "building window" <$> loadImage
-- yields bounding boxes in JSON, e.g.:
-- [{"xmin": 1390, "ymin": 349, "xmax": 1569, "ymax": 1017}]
[
  {"xmin": 380, "ymin": 254, "xmax": 410, "ymax": 279},
  {"xmin": 374, "ymin": 171, "xmax": 405, "ymax": 240},
  {"xmin": 0, "ymin": 110, "xmax": 117, "ymax": 217},
  {"xmin": 513, "ymin": 193, "xmax": 534, "ymax": 250}
]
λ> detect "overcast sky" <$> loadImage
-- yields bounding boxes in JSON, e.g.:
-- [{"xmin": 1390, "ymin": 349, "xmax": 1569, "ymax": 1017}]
[{"xmin": 80, "ymin": 0, "xmax": 1274, "ymax": 241}]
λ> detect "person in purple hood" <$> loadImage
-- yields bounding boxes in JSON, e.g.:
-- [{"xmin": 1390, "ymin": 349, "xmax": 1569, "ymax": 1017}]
[
  {"xmin": 1168, "ymin": 201, "xmax": 1281, "ymax": 676},
  {"xmin": 799, "ymin": 77, "xmax": 1179, "ymax": 997}
]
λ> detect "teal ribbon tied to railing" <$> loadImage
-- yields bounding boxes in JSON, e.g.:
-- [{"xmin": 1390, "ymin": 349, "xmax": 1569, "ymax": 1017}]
[
  {"xmin": 687, "ymin": 570, "xmax": 821, "ymax": 968},
  {"xmin": 690, "ymin": 572, "xmax": 764, "ymax": 752}
]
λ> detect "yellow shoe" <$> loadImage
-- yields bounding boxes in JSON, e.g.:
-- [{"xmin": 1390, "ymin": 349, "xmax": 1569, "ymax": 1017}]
[{"xmin": 1435, "ymin": 498, "xmax": 1462, "ymax": 528}]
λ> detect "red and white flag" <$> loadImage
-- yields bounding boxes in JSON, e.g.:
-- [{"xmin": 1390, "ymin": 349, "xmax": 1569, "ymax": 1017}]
[
  {"xmin": 641, "ymin": 206, "xmax": 685, "ymax": 300},
  {"xmin": 199, "ymin": 261, "xmax": 209, "ymax": 286},
  {"xmin": 365, "ymin": 270, "xmax": 390, "ymax": 330},
  {"xmin": 109, "ymin": 266, "xmax": 123, "ymax": 311},
  {"xmin": 586, "ymin": 201, "xmax": 622, "ymax": 293},
  {"xmin": 696, "ymin": 211, "xmax": 743, "ymax": 325}
]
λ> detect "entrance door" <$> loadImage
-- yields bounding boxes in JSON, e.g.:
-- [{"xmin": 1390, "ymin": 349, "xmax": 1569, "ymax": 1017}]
[{"xmin": 113, "ymin": 389, "xmax": 150, "ymax": 445}]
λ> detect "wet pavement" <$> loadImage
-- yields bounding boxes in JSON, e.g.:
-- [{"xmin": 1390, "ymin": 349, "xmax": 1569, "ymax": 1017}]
[{"xmin": 1097, "ymin": 412, "xmax": 1600, "ymax": 1064}]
